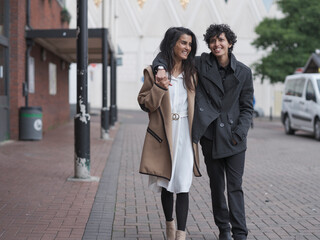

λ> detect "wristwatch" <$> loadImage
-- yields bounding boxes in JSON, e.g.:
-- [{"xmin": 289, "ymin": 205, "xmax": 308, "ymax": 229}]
[{"xmin": 157, "ymin": 66, "xmax": 165, "ymax": 70}]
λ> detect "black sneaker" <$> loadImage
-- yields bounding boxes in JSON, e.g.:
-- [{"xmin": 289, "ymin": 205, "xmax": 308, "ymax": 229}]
[{"xmin": 219, "ymin": 231, "xmax": 232, "ymax": 240}]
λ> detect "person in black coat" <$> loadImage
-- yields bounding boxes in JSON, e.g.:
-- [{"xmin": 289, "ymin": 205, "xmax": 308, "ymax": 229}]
[{"xmin": 153, "ymin": 24, "xmax": 253, "ymax": 240}]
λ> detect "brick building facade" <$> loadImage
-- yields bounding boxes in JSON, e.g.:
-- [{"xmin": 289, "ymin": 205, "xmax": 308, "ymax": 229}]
[{"xmin": 1, "ymin": 0, "xmax": 70, "ymax": 141}]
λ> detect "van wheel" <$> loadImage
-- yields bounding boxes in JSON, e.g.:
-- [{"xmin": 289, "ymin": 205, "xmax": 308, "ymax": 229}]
[
  {"xmin": 284, "ymin": 115, "xmax": 295, "ymax": 135},
  {"xmin": 314, "ymin": 118, "xmax": 320, "ymax": 141}
]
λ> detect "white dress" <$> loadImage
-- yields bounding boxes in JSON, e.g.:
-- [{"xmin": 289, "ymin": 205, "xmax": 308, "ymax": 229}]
[{"xmin": 149, "ymin": 73, "xmax": 194, "ymax": 194}]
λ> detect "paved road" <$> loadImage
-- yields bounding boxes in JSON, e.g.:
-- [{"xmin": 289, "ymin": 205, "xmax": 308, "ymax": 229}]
[
  {"xmin": 94, "ymin": 110, "xmax": 320, "ymax": 240},
  {"xmin": 1, "ymin": 110, "xmax": 319, "ymax": 240}
]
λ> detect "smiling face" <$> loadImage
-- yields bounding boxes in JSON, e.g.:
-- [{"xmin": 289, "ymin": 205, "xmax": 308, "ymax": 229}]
[
  {"xmin": 209, "ymin": 32, "xmax": 232, "ymax": 60},
  {"xmin": 173, "ymin": 34, "xmax": 192, "ymax": 62}
]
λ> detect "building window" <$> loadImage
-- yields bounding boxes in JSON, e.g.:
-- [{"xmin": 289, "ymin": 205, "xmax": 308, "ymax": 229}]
[{"xmin": 49, "ymin": 62, "xmax": 57, "ymax": 95}]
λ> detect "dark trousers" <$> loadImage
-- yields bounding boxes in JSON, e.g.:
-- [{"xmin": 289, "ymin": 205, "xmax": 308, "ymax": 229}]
[{"xmin": 200, "ymin": 137, "xmax": 248, "ymax": 239}]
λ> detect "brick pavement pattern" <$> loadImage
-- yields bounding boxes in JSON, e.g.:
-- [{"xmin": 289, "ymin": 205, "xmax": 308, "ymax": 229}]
[
  {"xmin": 1, "ymin": 111, "xmax": 320, "ymax": 240},
  {"xmin": 109, "ymin": 111, "xmax": 320, "ymax": 240},
  {"xmin": 0, "ymin": 116, "xmax": 118, "ymax": 240}
]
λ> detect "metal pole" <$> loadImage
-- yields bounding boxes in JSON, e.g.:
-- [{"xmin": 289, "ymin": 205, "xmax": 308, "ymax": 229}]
[
  {"xmin": 101, "ymin": 28, "xmax": 110, "ymax": 139},
  {"xmin": 74, "ymin": 0, "xmax": 90, "ymax": 179},
  {"xmin": 109, "ymin": 53, "xmax": 116, "ymax": 126},
  {"xmin": 114, "ymin": 57, "xmax": 117, "ymax": 122},
  {"xmin": 24, "ymin": 0, "xmax": 32, "ymax": 107}
]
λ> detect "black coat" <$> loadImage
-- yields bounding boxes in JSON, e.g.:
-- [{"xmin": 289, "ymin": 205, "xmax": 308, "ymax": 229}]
[
  {"xmin": 152, "ymin": 52, "xmax": 253, "ymax": 159},
  {"xmin": 193, "ymin": 52, "xmax": 253, "ymax": 158}
]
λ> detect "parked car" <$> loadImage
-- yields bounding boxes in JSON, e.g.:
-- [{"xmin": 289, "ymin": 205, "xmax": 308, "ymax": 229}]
[{"xmin": 281, "ymin": 73, "xmax": 320, "ymax": 140}]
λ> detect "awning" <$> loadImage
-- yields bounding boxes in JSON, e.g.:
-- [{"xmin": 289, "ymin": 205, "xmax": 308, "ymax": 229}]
[{"xmin": 25, "ymin": 28, "xmax": 114, "ymax": 64}]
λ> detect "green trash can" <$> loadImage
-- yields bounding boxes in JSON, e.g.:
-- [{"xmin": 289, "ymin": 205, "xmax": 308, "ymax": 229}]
[{"xmin": 19, "ymin": 107, "xmax": 43, "ymax": 140}]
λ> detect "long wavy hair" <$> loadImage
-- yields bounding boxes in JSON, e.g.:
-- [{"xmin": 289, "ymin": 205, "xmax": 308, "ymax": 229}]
[{"xmin": 159, "ymin": 27, "xmax": 197, "ymax": 91}]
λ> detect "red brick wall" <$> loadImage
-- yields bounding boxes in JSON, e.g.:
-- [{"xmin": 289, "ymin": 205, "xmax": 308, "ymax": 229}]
[
  {"xmin": 29, "ymin": 45, "xmax": 70, "ymax": 132},
  {"xmin": 9, "ymin": 0, "xmax": 70, "ymax": 139},
  {"xmin": 30, "ymin": 0, "xmax": 69, "ymax": 29}
]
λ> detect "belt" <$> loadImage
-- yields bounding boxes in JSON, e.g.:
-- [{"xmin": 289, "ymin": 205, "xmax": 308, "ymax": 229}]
[{"xmin": 172, "ymin": 111, "xmax": 188, "ymax": 120}]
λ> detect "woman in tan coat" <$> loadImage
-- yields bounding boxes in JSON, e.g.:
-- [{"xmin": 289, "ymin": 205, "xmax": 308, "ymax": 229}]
[{"xmin": 138, "ymin": 27, "xmax": 201, "ymax": 240}]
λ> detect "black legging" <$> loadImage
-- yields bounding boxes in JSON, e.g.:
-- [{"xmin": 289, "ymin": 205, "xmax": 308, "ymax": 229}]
[{"xmin": 161, "ymin": 187, "xmax": 189, "ymax": 231}]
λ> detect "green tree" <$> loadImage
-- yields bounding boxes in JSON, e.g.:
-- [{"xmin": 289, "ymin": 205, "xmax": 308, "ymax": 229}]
[{"xmin": 252, "ymin": 0, "xmax": 320, "ymax": 83}]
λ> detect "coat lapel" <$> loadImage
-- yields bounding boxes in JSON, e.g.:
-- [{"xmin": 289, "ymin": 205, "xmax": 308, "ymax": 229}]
[
  {"xmin": 201, "ymin": 55, "xmax": 224, "ymax": 94},
  {"xmin": 223, "ymin": 53, "xmax": 240, "ymax": 92}
]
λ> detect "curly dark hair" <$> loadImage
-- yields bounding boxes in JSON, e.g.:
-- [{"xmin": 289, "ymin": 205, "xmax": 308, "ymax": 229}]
[
  {"xmin": 159, "ymin": 27, "xmax": 197, "ymax": 91},
  {"xmin": 203, "ymin": 24, "xmax": 237, "ymax": 53}
]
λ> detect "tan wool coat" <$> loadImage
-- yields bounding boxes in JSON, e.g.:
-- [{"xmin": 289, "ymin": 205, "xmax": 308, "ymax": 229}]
[{"xmin": 137, "ymin": 66, "xmax": 201, "ymax": 181}]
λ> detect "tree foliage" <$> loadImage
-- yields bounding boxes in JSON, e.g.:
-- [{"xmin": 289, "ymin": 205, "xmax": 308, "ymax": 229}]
[{"xmin": 252, "ymin": 0, "xmax": 320, "ymax": 83}]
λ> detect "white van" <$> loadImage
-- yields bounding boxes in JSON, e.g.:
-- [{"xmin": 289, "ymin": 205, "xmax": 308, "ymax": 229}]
[{"xmin": 281, "ymin": 73, "xmax": 320, "ymax": 140}]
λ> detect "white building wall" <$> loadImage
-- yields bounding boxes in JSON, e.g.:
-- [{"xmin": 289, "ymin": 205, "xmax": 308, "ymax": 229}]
[
  {"xmin": 116, "ymin": 0, "xmax": 284, "ymax": 117},
  {"xmin": 67, "ymin": 0, "xmax": 285, "ymax": 117}
]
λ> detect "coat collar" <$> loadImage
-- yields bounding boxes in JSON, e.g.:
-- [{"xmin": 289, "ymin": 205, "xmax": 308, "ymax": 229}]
[
  {"xmin": 229, "ymin": 53, "xmax": 237, "ymax": 72},
  {"xmin": 201, "ymin": 53, "xmax": 240, "ymax": 93},
  {"xmin": 205, "ymin": 52, "xmax": 237, "ymax": 71}
]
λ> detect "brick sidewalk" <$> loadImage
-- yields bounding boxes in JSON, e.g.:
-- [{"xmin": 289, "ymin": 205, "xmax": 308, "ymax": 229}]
[
  {"xmin": 1, "ymin": 111, "xmax": 320, "ymax": 240},
  {"xmin": 101, "ymin": 111, "xmax": 320, "ymax": 240},
  {"xmin": 0, "ymin": 115, "xmax": 118, "ymax": 240}
]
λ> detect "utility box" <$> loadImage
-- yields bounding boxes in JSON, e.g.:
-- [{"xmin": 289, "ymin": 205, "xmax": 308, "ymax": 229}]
[{"xmin": 19, "ymin": 107, "xmax": 43, "ymax": 140}]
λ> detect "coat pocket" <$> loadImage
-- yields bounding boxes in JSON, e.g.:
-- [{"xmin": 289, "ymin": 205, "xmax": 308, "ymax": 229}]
[
  {"xmin": 147, "ymin": 127, "xmax": 163, "ymax": 143},
  {"xmin": 227, "ymin": 113, "xmax": 242, "ymax": 144}
]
